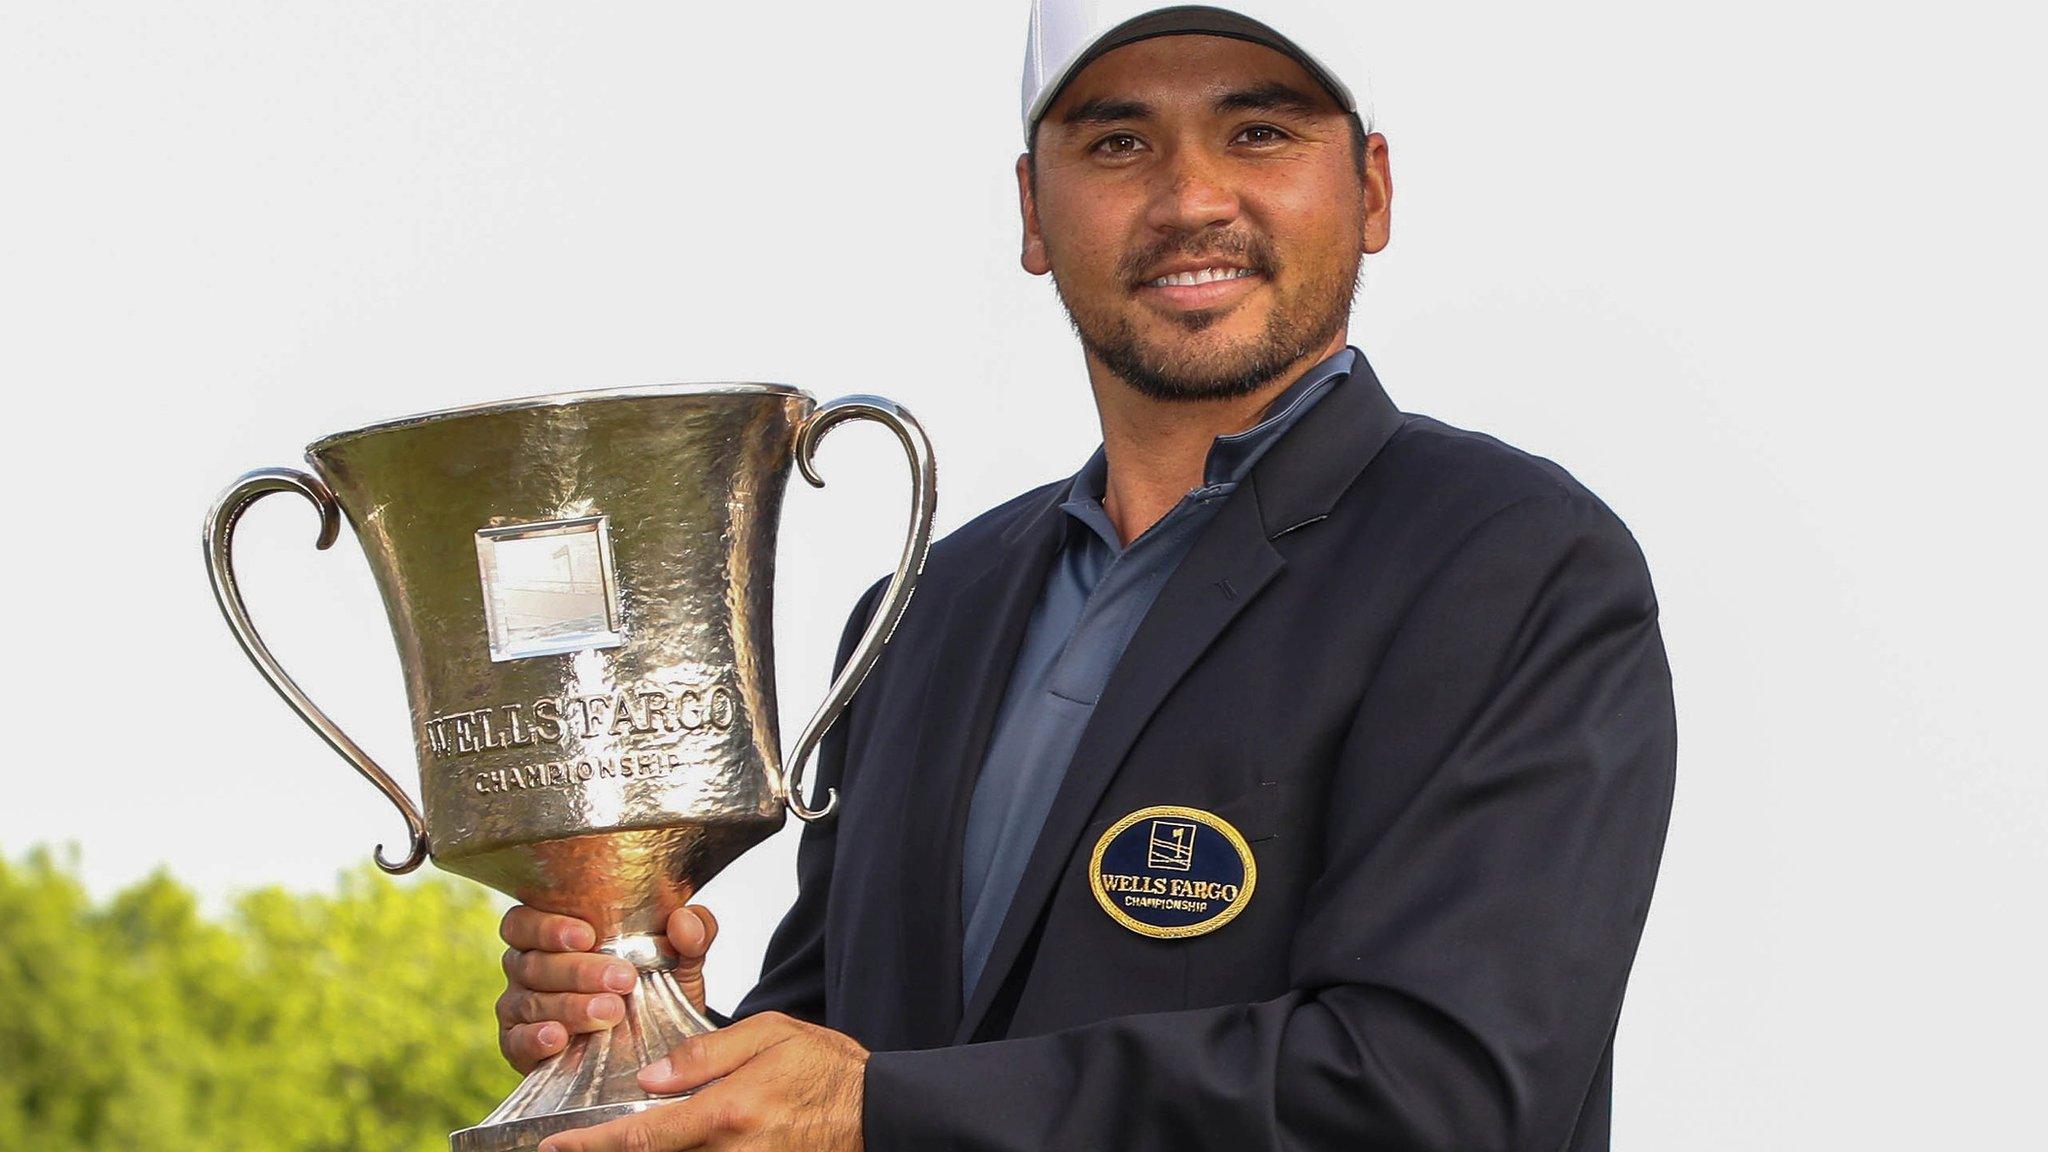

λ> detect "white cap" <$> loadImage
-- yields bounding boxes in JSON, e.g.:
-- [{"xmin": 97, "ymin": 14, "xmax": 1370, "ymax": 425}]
[{"xmin": 1021, "ymin": 2, "xmax": 1371, "ymax": 144}]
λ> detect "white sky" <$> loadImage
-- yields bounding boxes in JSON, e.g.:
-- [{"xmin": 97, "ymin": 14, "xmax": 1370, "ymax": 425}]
[{"xmin": 3, "ymin": 3, "xmax": 2041, "ymax": 1146}]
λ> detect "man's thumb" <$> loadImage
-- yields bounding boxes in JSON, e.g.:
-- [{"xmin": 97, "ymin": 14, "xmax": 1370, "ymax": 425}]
[{"xmin": 668, "ymin": 904, "xmax": 718, "ymax": 960}]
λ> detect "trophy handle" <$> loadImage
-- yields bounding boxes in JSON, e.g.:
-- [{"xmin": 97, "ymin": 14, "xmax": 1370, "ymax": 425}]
[
  {"xmin": 202, "ymin": 466, "xmax": 431, "ymax": 873},
  {"xmin": 783, "ymin": 395, "xmax": 937, "ymax": 823}
]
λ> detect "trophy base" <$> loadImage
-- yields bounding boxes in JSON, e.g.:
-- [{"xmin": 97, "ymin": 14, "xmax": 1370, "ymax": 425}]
[{"xmin": 451, "ymin": 935, "xmax": 715, "ymax": 1152}]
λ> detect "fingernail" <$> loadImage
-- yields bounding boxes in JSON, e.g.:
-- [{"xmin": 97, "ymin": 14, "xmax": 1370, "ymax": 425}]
[
  {"xmin": 539, "ymin": 1023, "xmax": 565, "ymax": 1048},
  {"xmin": 677, "ymin": 913, "xmax": 704, "ymax": 948},
  {"xmin": 591, "ymin": 995, "xmax": 623, "ymax": 1023},
  {"xmin": 603, "ymin": 965, "xmax": 637, "ymax": 994},
  {"xmin": 559, "ymin": 924, "xmax": 594, "ymax": 950},
  {"xmin": 640, "ymin": 1057, "xmax": 672, "ymax": 1080}
]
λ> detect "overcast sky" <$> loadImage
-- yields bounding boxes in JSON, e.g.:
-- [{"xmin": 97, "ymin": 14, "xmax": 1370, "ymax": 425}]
[{"xmin": 2, "ymin": 3, "xmax": 2041, "ymax": 1146}]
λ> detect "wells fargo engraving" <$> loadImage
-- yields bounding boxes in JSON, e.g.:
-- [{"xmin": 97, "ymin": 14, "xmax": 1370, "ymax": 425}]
[
  {"xmin": 422, "ymin": 682, "xmax": 738, "ymax": 758},
  {"xmin": 421, "ymin": 680, "xmax": 742, "ymax": 798}
]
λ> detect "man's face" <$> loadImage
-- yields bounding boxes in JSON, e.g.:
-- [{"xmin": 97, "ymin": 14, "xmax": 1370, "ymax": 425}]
[{"xmin": 1019, "ymin": 34, "xmax": 1391, "ymax": 401}]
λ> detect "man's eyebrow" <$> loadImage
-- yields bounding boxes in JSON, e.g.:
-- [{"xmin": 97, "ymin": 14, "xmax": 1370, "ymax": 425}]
[
  {"xmin": 1058, "ymin": 96, "xmax": 1155, "ymax": 127},
  {"xmin": 1214, "ymin": 82, "xmax": 1324, "ymax": 116}
]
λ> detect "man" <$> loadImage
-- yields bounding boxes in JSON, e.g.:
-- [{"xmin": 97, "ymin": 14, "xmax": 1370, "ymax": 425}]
[{"xmin": 497, "ymin": 3, "xmax": 1676, "ymax": 1149}]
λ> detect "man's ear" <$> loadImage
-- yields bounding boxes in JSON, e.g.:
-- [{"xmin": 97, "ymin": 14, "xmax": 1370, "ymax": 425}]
[
  {"xmin": 1017, "ymin": 153, "xmax": 1052, "ymax": 275},
  {"xmin": 1360, "ymin": 131, "xmax": 1392, "ymax": 255}
]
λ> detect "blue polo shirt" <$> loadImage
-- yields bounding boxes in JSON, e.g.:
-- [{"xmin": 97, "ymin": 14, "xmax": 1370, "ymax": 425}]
[{"xmin": 958, "ymin": 346, "xmax": 1360, "ymax": 1000}]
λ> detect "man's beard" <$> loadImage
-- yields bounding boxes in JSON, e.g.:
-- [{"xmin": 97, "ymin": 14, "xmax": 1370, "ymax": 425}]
[{"xmin": 1051, "ymin": 230, "xmax": 1361, "ymax": 402}]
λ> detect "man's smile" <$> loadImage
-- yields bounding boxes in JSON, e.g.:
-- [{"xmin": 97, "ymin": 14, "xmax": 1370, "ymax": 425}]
[{"xmin": 1134, "ymin": 263, "xmax": 1265, "ymax": 310}]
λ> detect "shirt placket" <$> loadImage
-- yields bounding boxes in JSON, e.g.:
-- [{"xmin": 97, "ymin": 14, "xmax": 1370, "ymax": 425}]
[{"xmin": 1046, "ymin": 482, "xmax": 1237, "ymax": 705}]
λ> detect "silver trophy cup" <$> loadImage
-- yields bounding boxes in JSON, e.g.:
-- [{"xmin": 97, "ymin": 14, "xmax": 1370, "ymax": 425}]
[{"xmin": 203, "ymin": 384, "xmax": 935, "ymax": 1151}]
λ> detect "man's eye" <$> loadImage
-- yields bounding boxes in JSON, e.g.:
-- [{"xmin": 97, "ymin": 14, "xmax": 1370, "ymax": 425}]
[
  {"xmin": 1093, "ymin": 132, "xmax": 1145, "ymax": 157},
  {"xmin": 1234, "ymin": 124, "xmax": 1289, "ymax": 146}
]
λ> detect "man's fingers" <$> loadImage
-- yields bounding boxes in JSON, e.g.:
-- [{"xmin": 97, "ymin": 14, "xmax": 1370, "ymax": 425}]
[
  {"xmin": 501, "ymin": 905, "xmax": 598, "ymax": 953},
  {"xmin": 504, "ymin": 947, "xmax": 639, "ymax": 995},
  {"xmin": 501, "ymin": 1021, "xmax": 568, "ymax": 1075},
  {"xmin": 637, "ymin": 1012, "xmax": 791, "ymax": 1094},
  {"xmin": 538, "ymin": 1092, "xmax": 731, "ymax": 1152},
  {"xmin": 497, "ymin": 989, "xmax": 627, "ymax": 1032},
  {"xmin": 665, "ymin": 904, "xmax": 718, "ymax": 958}
]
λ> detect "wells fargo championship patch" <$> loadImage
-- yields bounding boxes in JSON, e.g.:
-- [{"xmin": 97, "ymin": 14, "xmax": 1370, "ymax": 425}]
[{"xmin": 1089, "ymin": 805, "xmax": 1256, "ymax": 939}]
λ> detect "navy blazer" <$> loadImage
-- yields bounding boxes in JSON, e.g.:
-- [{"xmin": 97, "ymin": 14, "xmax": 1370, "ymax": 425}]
[{"xmin": 733, "ymin": 356, "xmax": 1677, "ymax": 1152}]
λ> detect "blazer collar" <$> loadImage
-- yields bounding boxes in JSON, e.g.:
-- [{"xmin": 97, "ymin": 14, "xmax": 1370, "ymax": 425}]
[{"xmin": 1250, "ymin": 348, "xmax": 1405, "ymax": 539}]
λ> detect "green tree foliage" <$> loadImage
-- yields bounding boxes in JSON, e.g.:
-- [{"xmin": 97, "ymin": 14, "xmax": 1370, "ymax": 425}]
[{"xmin": 0, "ymin": 846, "xmax": 519, "ymax": 1152}]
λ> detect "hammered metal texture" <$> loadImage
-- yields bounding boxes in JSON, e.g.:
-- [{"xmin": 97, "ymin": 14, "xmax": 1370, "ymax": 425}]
[{"xmin": 305, "ymin": 385, "xmax": 809, "ymax": 936}]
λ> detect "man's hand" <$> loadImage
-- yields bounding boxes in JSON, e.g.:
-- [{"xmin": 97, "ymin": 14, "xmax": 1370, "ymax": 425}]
[
  {"xmin": 535, "ymin": 1011, "xmax": 868, "ymax": 1152},
  {"xmin": 497, "ymin": 904, "xmax": 720, "ymax": 1073}
]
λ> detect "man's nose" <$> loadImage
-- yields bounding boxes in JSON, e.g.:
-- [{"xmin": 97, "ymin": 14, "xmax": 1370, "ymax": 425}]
[{"xmin": 1144, "ymin": 145, "xmax": 1241, "ymax": 234}]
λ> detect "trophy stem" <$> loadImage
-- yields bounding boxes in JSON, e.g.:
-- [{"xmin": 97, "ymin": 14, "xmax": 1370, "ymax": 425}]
[{"xmin": 450, "ymin": 934, "xmax": 714, "ymax": 1152}]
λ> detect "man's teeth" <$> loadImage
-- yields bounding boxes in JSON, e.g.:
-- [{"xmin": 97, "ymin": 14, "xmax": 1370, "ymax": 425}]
[{"xmin": 1147, "ymin": 267, "xmax": 1255, "ymax": 287}]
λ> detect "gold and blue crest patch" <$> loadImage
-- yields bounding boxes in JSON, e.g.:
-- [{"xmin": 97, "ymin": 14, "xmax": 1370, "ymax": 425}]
[{"xmin": 1088, "ymin": 805, "xmax": 1256, "ymax": 939}]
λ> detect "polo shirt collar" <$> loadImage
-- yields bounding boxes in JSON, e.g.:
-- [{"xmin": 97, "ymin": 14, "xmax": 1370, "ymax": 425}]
[{"xmin": 1059, "ymin": 346, "xmax": 1361, "ymax": 545}]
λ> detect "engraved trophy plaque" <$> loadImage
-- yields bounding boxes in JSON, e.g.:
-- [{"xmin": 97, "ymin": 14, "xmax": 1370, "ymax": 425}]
[{"xmin": 203, "ymin": 384, "xmax": 934, "ymax": 1151}]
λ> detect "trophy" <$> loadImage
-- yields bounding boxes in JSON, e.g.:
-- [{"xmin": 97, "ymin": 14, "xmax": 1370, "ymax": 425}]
[{"xmin": 203, "ymin": 384, "xmax": 934, "ymax": 1151}]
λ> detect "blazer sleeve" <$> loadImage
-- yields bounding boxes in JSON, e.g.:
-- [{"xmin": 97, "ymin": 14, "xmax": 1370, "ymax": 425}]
[
  {"xmin": 724, "ymin": 574, "xmax": 892, "ymax": 1028},
  {"xmin": 862, "ymin": 494, "xmax": 1678, "ymax": 1152}
]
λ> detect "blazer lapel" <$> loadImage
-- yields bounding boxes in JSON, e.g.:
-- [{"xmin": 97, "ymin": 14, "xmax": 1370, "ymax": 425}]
[
  {"xmin": 892, "ymin": 489, "xmax": 1066, "ymax": 1047},
  {"xmin": 949, "ymin": 352, "xmax": 1408, "ymax": 1044},
  {"xmin": 953, "ymin": 483, "xmax": 1284, "ymax": 1042}
]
